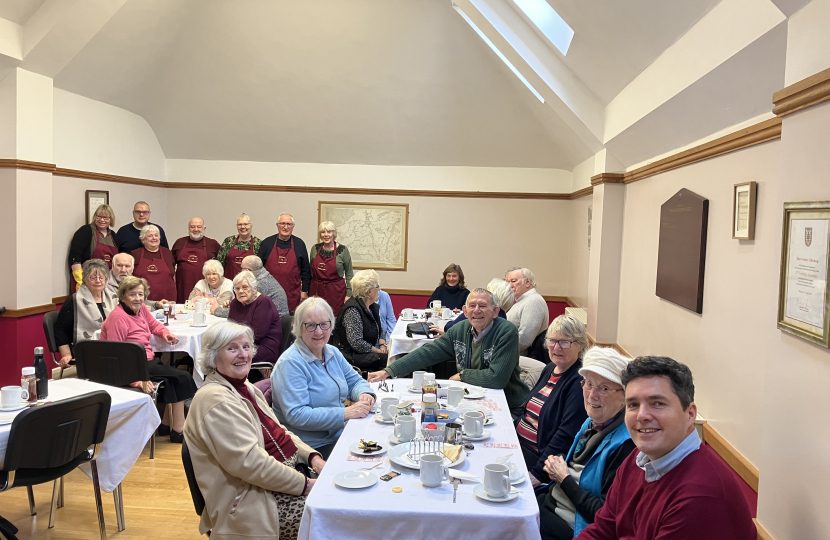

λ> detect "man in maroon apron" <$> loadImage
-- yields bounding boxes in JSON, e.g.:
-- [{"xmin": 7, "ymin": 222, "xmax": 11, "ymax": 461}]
[
  {"xmin": 171, "ymin": 217, "xmax": 221, "ymax": 302},
  {"xmin": 309, "ymin": 244, "xmax": 348, "ymax": 315},
  {"xmin": 258, "ymin": 213, "xmax": 311, "ymax": 313},
  {"xmin": 219, "ymin": 214, "xmax": 260, "ymax": 280},
  {"xmin": 131, "ymin": 226, "xmax": 177, "ymax": 303}
]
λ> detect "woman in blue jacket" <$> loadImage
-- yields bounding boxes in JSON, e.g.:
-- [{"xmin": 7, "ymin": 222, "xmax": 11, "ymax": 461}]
[
  {"xmin": 271, "ymin": 297, "xmax": 376, "ymax": 459},
  {"xmin": 538, "ymin": 347, "xmax": 637, "ymax": 539}
]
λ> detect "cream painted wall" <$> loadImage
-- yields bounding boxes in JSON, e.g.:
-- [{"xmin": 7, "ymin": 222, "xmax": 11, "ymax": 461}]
[
  {"xmin": 51, "ymin": 177, "xmax": 167, "ymax": 298},
  {"xmin": 166, "ymin": 159, "xmax": 573, "ymax": 194},
  {"xmin": 567, "ymin": 194, "xmax": 591, "ymax": 307},
  {"xmin": 616, "ymin": 140, "xmax": 781, "ymax": 467},
  {"xmin": 783, "ymin": 0, "xmax": 830, "ymax": 84},
  {"xmin": 19, "ymin": 169, "xmax": 52, "ymax": 309},
  {"xmin": 53, "ymin": 88, "xmax": 166, "ymax": 181},
  {"xmin": 165, "ymin": 188, "xmax": 572, "ymax": 296},
  {"xmin": 0, "ymin": 169, "xmax": 16, "ymax": 310}
]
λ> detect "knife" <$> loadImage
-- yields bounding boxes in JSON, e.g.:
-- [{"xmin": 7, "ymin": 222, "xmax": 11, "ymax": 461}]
[{"xmin": 453, "ymin": 478, "xmax": 460, "ymax": 503}]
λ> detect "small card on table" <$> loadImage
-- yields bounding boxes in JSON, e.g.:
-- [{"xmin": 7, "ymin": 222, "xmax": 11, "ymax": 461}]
[
  {"xmin": 346, "ymin": 454, "xmax": 385, "ymax": 463},
  {"xmin": 482, "ymin": 442, "xmax": 518, "ymax": 449}
]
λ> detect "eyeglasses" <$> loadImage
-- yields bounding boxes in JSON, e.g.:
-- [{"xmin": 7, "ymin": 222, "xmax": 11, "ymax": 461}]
[
  {"xmin": 94, "ymin": 215, "xmax": 111, "ymax": 221},
  {"xmin": 580, "ymin": 379, "xmax": 623, "ymax": 397},
  {"xmin": 277, "ymin": 222, "xmax": 294, "ymax": 227},
  {"xmin": 87, "ymin": 274, "xmax": 106, "ymax": 282},
  {"xmin": 234, "ymin": 285, "xmax": 252, "ymax": 292},
  {"xmin": 546, "ymin": 338, "xmax": 574, "ymax": 349},
  {"xmin": 303, "ymin": 321, "xmax": 332, "ymax": 332}
]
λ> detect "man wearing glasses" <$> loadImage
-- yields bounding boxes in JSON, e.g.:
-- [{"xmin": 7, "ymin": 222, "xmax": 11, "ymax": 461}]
[
  {"xmin": 258, "ymin": 213, "xmax": 311, "ymax": 313},
  {"xmin": 116, "ymin": 201, "xmax": 169, "ymax": 253}
]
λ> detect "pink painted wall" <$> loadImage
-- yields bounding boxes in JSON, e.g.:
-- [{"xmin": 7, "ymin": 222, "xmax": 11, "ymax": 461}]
[{"xmin": 0, "ymin": 307, "xmax": 60, "ymax": 387}]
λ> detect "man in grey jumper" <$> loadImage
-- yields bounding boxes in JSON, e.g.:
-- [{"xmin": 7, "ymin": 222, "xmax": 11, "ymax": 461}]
[
  {"xmin": 241, "ymin": 256, "xmax": 290, "ymax": 317},
  {"xmin": 505, "ymin": 267, "xmax": 550, "ymax": 355}
]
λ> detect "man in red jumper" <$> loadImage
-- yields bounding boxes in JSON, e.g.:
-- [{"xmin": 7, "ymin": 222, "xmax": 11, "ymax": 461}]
[{"xmin": 576, "ymin": 356, "xmax": 756, "ymax": 540}]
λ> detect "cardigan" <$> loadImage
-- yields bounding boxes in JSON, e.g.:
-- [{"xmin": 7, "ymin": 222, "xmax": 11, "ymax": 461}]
[
  {"xmin": 271, "ymin": 339, "xmax": 373, "ymax": 449},
  {"xmin": 426, "ymin": 285, "xmax": 470, "ymax": 311},
  {"xmin": 386, "ymin": 317, "xmax": 528, "ymax": 410},
  {"xmin": 100, "ymin": 303, "xmax": 170, "ymax": 360},
  {"xmin": 309, "ymin": 243, "xmax": 354, "ymax": 296},
  {"xmin": 258, "ymin": 234, "xmax": 312, "ymax": 293},
  {"xmin": 228, "ymin": 295, "xmax": 283, "ymax": 365},
  {"xmin": 375, "ymin": 290, "xmax": 396, "ymax": 341},
  {"xmin": 518, "ymin": 361, "xmax": 588, "ymax": 482},
  {"xmin": 577, "ymin": 445, "xmax": 757, "ymax": 540},
  {"xmin": 68, "ymin": 223, "xmax": 118, "ymax": 266}
]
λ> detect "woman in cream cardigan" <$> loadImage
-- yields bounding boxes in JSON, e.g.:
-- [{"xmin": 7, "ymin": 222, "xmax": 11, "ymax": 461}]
[{"xmin": 184, "ymin": 321, "xmax": 326, "ymax": 540}]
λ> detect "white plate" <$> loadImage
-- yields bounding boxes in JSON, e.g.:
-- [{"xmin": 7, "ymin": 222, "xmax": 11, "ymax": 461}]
[
  {"xmin": 388, "ymin": 441, "xmax": 466, "ymax": 469},
  {"xmin": 334, "ymin": 470, "xmax": 379, "ymax": 489},
  {"xmin": 374, "ymin": 415, "xmax": 395, "ymax": 425},
  {"xmin": 190, "ymin": 322, "xmax": 208, "ymax": 327},
  {"xmin": 349, "ymin": 442, "xmax": 387, "ymax": 456},
  {"xmin": 510, "ymin": 473, "xmax": 526, "ymax": 486},
  {"xmin": 462, "ymin": 429, "xmax": 492, "ymax": 442},
  {"xmin": 455, "ymin": 404, "xmax": 493, "ymax": 418},
  {"xmin": 388, "ymin": 434, "xmax": 414, "ymax": 445},
  {"xmin": 461, "ymin": 388, "xmax": 486, "ymax": 399},
  {"xmin": 473, "ymin": 483, "xmax": 519, "ymax": 502},
  {"xmin": 0, "ymin": 403, "xmax": 28, "ymax": 412}
]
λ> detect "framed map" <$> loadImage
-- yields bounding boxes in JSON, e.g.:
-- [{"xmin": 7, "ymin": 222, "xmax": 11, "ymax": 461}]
[{"xmin": 318, "ymin": 201, "xmax": 409, "ymax": 271}]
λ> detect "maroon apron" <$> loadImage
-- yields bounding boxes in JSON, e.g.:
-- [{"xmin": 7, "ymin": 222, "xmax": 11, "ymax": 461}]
[
  {"xmin": 176, "ymin": 238, "xmax": 208, "ymax": 303},
  {"xmin": 73, "ymin": 229, "xmax": 118, "ymax": 293},
  {"xmin": 224, "ymin": 236, "xmax": 254, "ymax": 280},
  {"xmin": 266, "ymin": 236, "xmax": 302, "ymax": 313},
  {"xmin": 309, "ymin": 244, "xmax": 347, "ymax": 315},
  {"xmin": 135, "ymin": 248, "xmax": 177, "ymax": 302}
]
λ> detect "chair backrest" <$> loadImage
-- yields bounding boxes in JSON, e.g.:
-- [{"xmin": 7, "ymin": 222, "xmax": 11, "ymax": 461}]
[
  {"xmin": 518, "ymin": 356, "xmax": 547, "ymax": 389},
  {"xmin": 3, "ymin": 390, "xmax": 111, "ymax": 472},
  {"xmin": 528, "ymin": 330, "xmax": 551, "ymax": 364},
  {"xmin": 74, "ymin": 340, "xmax": 150, "ymax": 387},
  {"xmin": 280, "ymin": 315, "xmax": 295, "ymax": 353},
  {"xmin": 181, "ymin": 440, "xmax": 206, "ymax": 517},
  {"xmin": 42, "ymin": 310, "xmax": 60, "ymax": 355}
]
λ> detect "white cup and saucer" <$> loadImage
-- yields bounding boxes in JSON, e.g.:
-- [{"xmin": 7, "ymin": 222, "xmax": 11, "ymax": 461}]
[
  {"xmin": 401, "ymin": 308, "xmax": 415, "ymax": 321},
  {"xmin": 473, "ymin": 464, "xmax": 519, "ymax": 502},
  {"xmin": 0, "ymin": 386, "xmax": 29, "ymax": 412},
  {"xmin": 190, "ymin": 311, "xmax": 208, "ymax": 327}
]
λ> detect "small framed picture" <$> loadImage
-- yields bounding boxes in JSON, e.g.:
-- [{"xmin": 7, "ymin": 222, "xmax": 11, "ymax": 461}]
[
  {"xmin": 777, "ymin": 201, "xmax": 830, "ymax": 348},
  {"xmin": 732, "ymin": 181, "xmax": 757, "ymax": 240},
  {"xmin": 85, "ymin": 190, "xmax": 109, "ymax": 223}
]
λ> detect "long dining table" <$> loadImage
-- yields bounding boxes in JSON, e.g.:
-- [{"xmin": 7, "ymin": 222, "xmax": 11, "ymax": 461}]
[
  {"xmin": 298, "ymin": 379, "xmax": 542, "ymax": 540},
  {"xmin": 387, "ymin": 309, "xmax": 456, "ymax": 360}
]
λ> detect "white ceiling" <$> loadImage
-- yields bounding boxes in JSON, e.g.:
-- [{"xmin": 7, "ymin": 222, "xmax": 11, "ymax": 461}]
[{"xmin": 0, "ymin": 0, "xmax": 45, "ymax": 25}]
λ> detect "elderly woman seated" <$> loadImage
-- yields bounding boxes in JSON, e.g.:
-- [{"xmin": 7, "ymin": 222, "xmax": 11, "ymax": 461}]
[
  {"xmin": 516, "ymin": 314, "xmax": 590, "ymax": 488},
  {"xmin": 438, "ymin": 277, "xmax": 514, "ymax": 335},
  {"xmin": 189, "ymin": 259, "xmax": 233, "ymax": 315},
  {"xmin": 131, "ymin": 224, "xmax": 177, "ymax": 304},
  {"xmin": 185, "ymin": 321, "xmax": 325, "ymax": 540},
  {"xmin": 228, "ymin": 271, "xmax": 282, "ymax": 372},
  {"xmin": 53, "ymin": 259, "xmax": 117, "ymax": 379},
  {"xmin": 271, "ymin": 297, "xmax": 375, "ymax": 459},
  {"xmin": 100, "ymin": 276, "xmax": 197, "ymax": 442},
  {"xmin": 538, "ymin": 347, "xmax": 636, "ymax": 539},
  {"xmin": 331, "ymin": 269, "xmax": 387, "ymax": 373}
]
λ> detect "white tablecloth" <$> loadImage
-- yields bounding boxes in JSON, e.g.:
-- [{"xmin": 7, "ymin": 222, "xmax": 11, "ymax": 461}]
[
  {"xmin": 388, "ymin": 310, "xmax": 456, "ymax": 359},
  {"xmin": 298, "ymin": 379, "xmax": 541, "ymax": 540},
  {"xmin": 0, "ymin": 379, "xmax": 160, "ymax": 493}
]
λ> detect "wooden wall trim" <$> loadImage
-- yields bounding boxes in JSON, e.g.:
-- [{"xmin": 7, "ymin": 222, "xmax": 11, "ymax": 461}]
[
  {"xmin": 773, "ymin": 66, "xmax": 830, "ymax": 117},
  {"xmin": 0, "ymin": 159, "xmax": 56, "ymax": 172},
  {"xmin": 587, "ymin": 333, "xmax": 633, "ymax": 358},
  {"xmin": 568, "ymin": 186, "xmax": 593, "ymax": 199},
  {"xmin": 590, "ymin": 173, "xmax": 625, "ymax": 186},
  {"xmin": 54, "ymin": 167, "xmax": 166, "ymax": 187},
  {"xmin": 702, "ymin": 423, "xmax": 760, "ymax": 492},
  {"xmin": 52, "ymin": 295, "xmax": 69, "ymax": 305},
  {"xmin": 1, "ymin": 303, "xmax": 55, "ymax": 318},
  {"xmin": 623, "ymin": 118, "xmax": 782, "ymax": 184},
  {"xmin": 754, "ymin": 519, "xmax": 775, "ymax": 540}
]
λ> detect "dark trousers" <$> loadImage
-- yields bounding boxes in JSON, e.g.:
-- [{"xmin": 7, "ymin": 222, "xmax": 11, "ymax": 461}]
[{"xmin": 536, "ymin": 493, "xmax": 576, "ymax": 540}]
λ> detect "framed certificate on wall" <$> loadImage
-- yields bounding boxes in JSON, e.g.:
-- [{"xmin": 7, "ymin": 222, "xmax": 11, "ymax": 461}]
[
  {"xmin": 777, "ymin": 201, "xmax": 830, "ymax": 348},
  {"xmin": 85, "ymin": 190, "xmax": 109, "ymax": 223},
  {"xmin": 732, "ymin": 181, "xmax": 757, "ymax": 240}
]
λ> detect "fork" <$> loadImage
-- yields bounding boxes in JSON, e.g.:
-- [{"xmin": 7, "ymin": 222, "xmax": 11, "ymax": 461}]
[{"xmin": 358, "ymin": 461, "xmax": 384, "ymax": 471}]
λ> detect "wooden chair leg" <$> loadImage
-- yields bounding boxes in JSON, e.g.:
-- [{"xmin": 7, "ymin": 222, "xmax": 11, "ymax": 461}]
[
  {"xmin": 90, "ymin": 459, "xmax": 107, "ymax": 540},
  {"xmin": 26, "ymin": 485, "xmax": 36, "ymax": 516}
]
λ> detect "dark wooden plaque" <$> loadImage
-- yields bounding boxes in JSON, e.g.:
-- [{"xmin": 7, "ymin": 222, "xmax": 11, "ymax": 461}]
[{"xmin": 655, "ymin": 188, "xmax": 709, "ymax": 313}]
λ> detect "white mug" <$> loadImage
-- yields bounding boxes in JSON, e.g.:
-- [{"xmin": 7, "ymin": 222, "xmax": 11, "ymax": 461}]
[
  {"xmin": 447, "ymin": 387, "xmax": 465, "ymax": 408},
  {"xmin": 402, "ymin": 308, "xmax": 414, "ymax": 319},
  {"xmin": 1, "ymin": 385, "xmax": 27, "ymax": 407},
  {"xmin": 484, "ymin": 463, "xmax": 511, "ymax": 498},
  {"xmin": 193, "ymin": 311, "xmax": 207, "ymax": 326},
  {"xmin": 412, "ymin": 371, "xmax": 426, "ymax": 390},
  {"xmin": 420, "ymin": 454, "xmax": 449, "ymax": 487},
  {"xmin": 380, "ymin": 397, "xmax": 399, "ymax": 421},
  {"xmin": 195, "ymin": 298, "xmax": 207, "ymax": 313},
  {"xmin": 442, "ymin": 307, "xmax": 453, "ymax": 319},
  {"xmin": 464, "ymin": 410, "xmax": 484, "ymax": 437},
  {"xmin": 430, "ymin": 300, "xmax": 442, "ymax": 312},
  {"xmin": 394, "ymin": 416, "xmax": 416, "ymax": 441}
]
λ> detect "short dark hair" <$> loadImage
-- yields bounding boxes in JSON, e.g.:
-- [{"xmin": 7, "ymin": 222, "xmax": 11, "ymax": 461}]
[
  {"xmin": 621, "ymin": 356, "xmax": 695, "ymax": 410},
  {"xmin": 439, "ymin": 263, "xmax": 466, "ymax": 289}
]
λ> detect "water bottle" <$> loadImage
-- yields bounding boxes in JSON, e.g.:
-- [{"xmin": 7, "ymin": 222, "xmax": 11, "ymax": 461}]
[{"xmin": 33, "ymin": 347, "xmax": 48, "ymax": 400}]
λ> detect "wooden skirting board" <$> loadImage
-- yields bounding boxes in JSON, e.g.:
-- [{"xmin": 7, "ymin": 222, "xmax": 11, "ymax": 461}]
[
  {"xmin": 755, "ymin": 519, "xmax": 774, "ymax": 540},
  {"xmin": 773, "ymin": 65, "xmax": 830, "ymax": 117},
  {"xmin": 0, "ymin": 303, "xmax": 55, "ymax": 318}
]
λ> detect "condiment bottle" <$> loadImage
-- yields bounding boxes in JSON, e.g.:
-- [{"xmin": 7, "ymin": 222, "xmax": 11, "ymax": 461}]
[
  {"xmin": 422, "ymin": 393, "xmax": 437, "ymax": 423},
  {"xmin": 33, "ymin": 347, "xmax": 48, "ymax": 400},
  {"xmin": 421, "ymin": 373, "xmax": 437, "ymax": 398},
  {"xmin": 21, "ymin": 367, "xmax": 36, "ymax": 404}
]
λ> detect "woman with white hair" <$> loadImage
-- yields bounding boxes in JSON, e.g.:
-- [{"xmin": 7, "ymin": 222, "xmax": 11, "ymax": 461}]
[
  {"xmin": 516, "ymin": 314, "xmax": 590, "ymax": 489},
  {"xmin": 308, "ymin": 221, "xmax": 354, "ymax": 316},
  {"xmin": 185, "ymin": 321, "xmax": 325, "ymax": 540},
  {"xmin": 438, "ymin": 277, "xmax": 514, "ymax": 334},
  {"xmin": 131, "ymin": 224, "xmax": 177, "ymax": 303},
  {"xmin": 217, "ymin": 213, "xmax": 261, "ymax": 280},
  {"xmin": 331, "ymin": 269, "xmax": 387, "ymax": 373},
  {"xmin": 271, "ymin": 297, "xmax": 375, "ymax": 459},
  {"xmin": 538, "ymin": 347, "xmax": 636, "ymax": 539},
  {"xmin": 189, "ymin": 259, "xmax": 233, "ymax": 315},
  {"xmin": 228, "ymin": 271, "xmax": 282, "ymax": 369}
]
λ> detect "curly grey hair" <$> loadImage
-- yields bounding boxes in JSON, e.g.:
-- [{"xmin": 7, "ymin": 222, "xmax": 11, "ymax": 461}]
[
  {"xmin": 197, "ymin": 321, "xmax": 257, "ymax": 374},
  {"xmin": 292, "ymin": 297, "xmax": 335, "ymax": 338},
  {"xmin": 138, "ymin": 224, "xmax": 160, "ymax": 241},
  {"xmin": 351, "ymin": 269, "xmax": 379, "ymax": 300},
  {"xmin": 202, "ymin": 259, "xmax": 224, "ymax": 277},
  {"xmin": 486, "ymin": 278, "xmax": 515, "ymax": 312},
  {"xmin": 233, "ymin": 270, "xmax": 258, "ymax": 291}
]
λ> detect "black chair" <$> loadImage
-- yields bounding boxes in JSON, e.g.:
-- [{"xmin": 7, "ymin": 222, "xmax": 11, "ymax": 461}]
[
  {"xmin": 280, "ymin": 315, "xmax": 295, "ymax": 353},
  {"xmin": 74, "ymin": 340, "xmax": 167, "ymax": 459},
  {"xmin": 0, "ymin": 391, "xmax": 111, "ymax": 539},
  {"xmin": 42, "ymin": 310, "xmax": 66, "ymax": 377},
  {"xmin": 528, "ymin": 330, "xmax": 551, "ymax": 364},
  {"xmin": 181, "ymin": 440, "xmax": 207, "ymax": 535}
]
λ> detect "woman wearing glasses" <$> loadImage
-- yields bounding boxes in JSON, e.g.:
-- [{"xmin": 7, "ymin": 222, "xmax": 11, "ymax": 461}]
[
  {"xmin": 331, "ymin": 269, "xmax": 388, "ymax": 373},
  {"xmin": 68, "ymin": 204, "xmax": 118, "ymax": 292},
  {"xmin": 271, "ymin": 297, "xmax": 375, "ymax": 459},
  {"xmin": 515, "ymin": 314, "xmax": 590, "ymax": 488},
  {"xmin": 227, "ymin": 271, "xmax": 283, "ymax": 374},
  {"xmin": 538, "ymin": 347, "xmax": 635, "ymax": 540}
]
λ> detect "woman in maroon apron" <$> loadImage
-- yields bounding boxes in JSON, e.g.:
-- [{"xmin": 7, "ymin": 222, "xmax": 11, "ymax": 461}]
[
  {"xmin": 175, "ymin": 238, "xmax": 209, "ymax": 303},
  {"xmin": 308, "ymin": 223, "xmax": 353, "ymax": 315},
  {"xmin": 68, "ymin": 204, "xmax": 118, "ymax": 293},
  {"xmin": 131, "ymin": 225, "xmax": 177, "ymax": 302},
  {"xmin": 220, "ymin": 215, "xmax": 259, "ymax": 280},
  {"xmin": 266, "ymin": 237, "xmax": 302, "ymax": 313},
  {"xmin": 223, "ymin": 235, "xmax": 256, "ymax": 280}
]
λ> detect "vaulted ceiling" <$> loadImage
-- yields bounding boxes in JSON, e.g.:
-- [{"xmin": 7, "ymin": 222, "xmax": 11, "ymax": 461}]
[{"xmin": 0, "ymin": 0, "xmax": 810, "ymax": 171}]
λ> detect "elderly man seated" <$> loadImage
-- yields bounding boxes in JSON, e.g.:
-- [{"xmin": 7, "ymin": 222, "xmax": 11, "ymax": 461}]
[
  {"xmin": 505, "ymin": 267, "xmax": 550, "ymax": 356},
  {"xmin": 106, "ymin": 253, "xmax": 168, "ymax": 310},
  {"xmin": 576, "ymin": 356, "xmax": 756, "ymax": 540},
  {"xmin": 240, "ymin": 255, "xmax": 290, "ymax": 317},
  {"xmin": 369, "ymin": 288, "xmax": 528, "ymax": 413}
]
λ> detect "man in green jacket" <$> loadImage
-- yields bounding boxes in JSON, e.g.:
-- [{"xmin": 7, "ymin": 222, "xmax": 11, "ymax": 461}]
[{"xmin": 368, "ymin": 288, "xmax": 528, "ymax": 413}]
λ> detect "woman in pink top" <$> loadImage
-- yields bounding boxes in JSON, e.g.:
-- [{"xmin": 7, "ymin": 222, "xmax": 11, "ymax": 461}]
[{"xmin": 101, "ymin": 276, "xmax": 198, "ymax": 442}]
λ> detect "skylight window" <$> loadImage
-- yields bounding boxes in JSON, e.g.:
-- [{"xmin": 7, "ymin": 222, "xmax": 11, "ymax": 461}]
[
  {"xmin": 511, "ymin": 0, "xmax": 573, "ymax": 56},
  {"xmin": 452, "ymin": 2, "xmax": 545, "ymax": 103}
]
